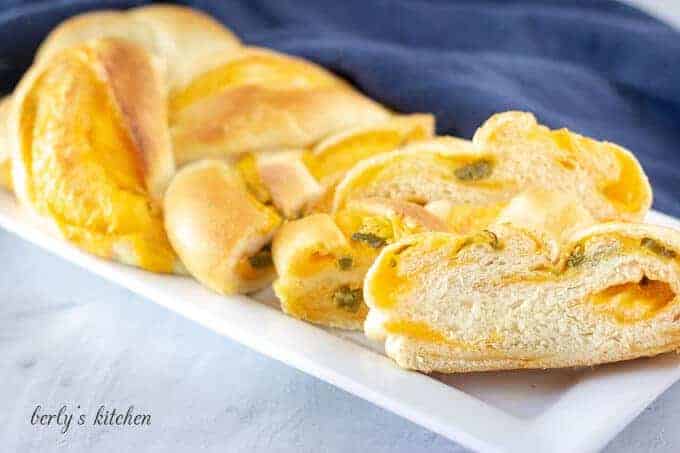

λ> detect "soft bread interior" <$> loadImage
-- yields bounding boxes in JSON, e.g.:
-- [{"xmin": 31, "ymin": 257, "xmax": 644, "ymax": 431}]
[
  {"xmin": 10, "ymin": 39, "xmax": 178, "ymax": 273},
  {"xmin": 272, "ymin": 198, "xmax": 448, "ymax": 329},
  {"xmin": 475, "ymin": 112, "xmax": 651, "ymax": 220},
  {"xmin": 364, "ymin": 218, "xmax": 680, "ymax": 373},
  {"xmin": 334, "ymin": 112, "xmax": 652, "ymax": 223},
  {"xmin": 164, "ymin": 160, "xmax": 282, "ymax": 294}
]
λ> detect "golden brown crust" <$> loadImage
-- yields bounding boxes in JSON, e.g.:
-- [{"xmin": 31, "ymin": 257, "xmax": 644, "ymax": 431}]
[
  {"xmin": 130, "ymin": 4, "xmax": 239, "ymax": 47},
  {"xmin": 35, "ymin": 10, "xmax": 152, "ymax": 63},
  {"xmin": 10, "ymin": 38, "xmax": 177, "ymax": 272},
  {"xmin": 36, "ymin": 9, "xmax": 389, "ymax": 166},
  {"xmin": 164, "ymin": 160, "xmax": 282, "ymax": 294},
  {"xmin": 172, "ymin": 86, "xmax": 389, "ymax": 164},
  {"xmin": 94, "ymin": 39, "xmax": 174, "ymax": 202},
  {"xmin": 384, "ymin": 338, "xmax": 680, "ymax": 373},
  {"xmin": 169, "ymin": 47, "xmax": 390, "ymax": 164},
  {"xmin": 35, "ymin": 5, "xmax": 241, "ymax": 88},
  {"xmin": 128, "ymin": 5, "xmax": 241, "ymax": 87}
]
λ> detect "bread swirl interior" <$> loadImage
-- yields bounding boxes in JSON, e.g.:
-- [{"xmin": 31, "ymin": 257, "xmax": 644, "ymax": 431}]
[
  {"xmin": 333, "ymin": 112, "xmax": 652, "ymax": 223},
  {"xmin": 365, "ymin": 227, "xmax": 680, "ymax": 372}
]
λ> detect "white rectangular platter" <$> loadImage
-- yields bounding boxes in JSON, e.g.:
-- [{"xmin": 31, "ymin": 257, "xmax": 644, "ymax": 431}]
[{"xmin": 1, "ymin": 187, "xmax": 679, "ymax": 453}]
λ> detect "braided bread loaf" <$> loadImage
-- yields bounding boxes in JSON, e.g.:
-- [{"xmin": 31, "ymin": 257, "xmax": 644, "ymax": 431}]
[
  {"xmin": 5, "ymin": 5, "xmax": 407, "ymax": 281},
  {"xmin": 5, "ymin": 6, "xmax": 679, "ymax": 378}
]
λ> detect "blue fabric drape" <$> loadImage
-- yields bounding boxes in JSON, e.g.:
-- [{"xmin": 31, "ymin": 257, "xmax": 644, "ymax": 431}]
[{"xmin": 1, "ymin": 0, "xmax": 677, "ymax": 215}]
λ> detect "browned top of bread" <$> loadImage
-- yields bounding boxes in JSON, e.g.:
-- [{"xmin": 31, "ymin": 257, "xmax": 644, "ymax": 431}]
[
  {"xmin": 9, "ymin": 38, "xmax": 177, "ymax": 272},
  {"xmin": 169, "ymin": 47, "xmax": 391, "ymax": 164},
  {"xmin": 33, "ymin": 6, "xmax": 390, "ymax": 166},
  {"xmin": 164, "ymin": 160, "xmax": 282, "ymax": 294},
  {"xmin": 34, "ymin": 4, "xmax": 241, "ymax": 88}
]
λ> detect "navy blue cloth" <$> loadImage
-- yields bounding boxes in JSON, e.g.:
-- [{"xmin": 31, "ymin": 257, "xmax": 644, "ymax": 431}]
[{"xmin": 1, "ymin": 0, "xmax": 678, "ymax": 215}]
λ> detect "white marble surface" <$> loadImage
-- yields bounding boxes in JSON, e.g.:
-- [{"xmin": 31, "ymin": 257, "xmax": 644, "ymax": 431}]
[{"xmin": 2, "ymin": 1, "xmax": 680, "ymax": 452}]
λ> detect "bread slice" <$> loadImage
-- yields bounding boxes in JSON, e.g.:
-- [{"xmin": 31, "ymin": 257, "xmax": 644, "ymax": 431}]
[
  {"xmin": 233, "ymin": 114, "xmax": 435, "ymax": 218},
  {"xmin": 164, "ymin": 160, "xmax": 282, "ymax": 294},
  {"xmin": 272, "ymin": 198, "xmax": 448, "ymax": 329},
  {"xmin": 10, "ymin": 39, "xmax": 179, "ymax": 273},
  {"xmin": 364, "ymin": 192, "xmax": 680, "ymax": 373},
  {"xmin": 0, "ymin": 96, "xmax": 12, "ymax": 190},
  {"xmin": 333, "ymin": 112, "xmax": 652, "ymax": 225}
]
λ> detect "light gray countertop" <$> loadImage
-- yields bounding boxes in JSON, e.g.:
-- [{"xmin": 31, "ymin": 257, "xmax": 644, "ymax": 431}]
[{"xmin": 2, "ymin": 2, "xmax": 679, "ymax": 451}]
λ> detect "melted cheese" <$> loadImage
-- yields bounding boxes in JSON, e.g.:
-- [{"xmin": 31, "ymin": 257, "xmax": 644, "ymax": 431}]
[
  {"xmin": 169, "ymin": 52, "xmax": 338, "ymax": 118},
  {"xmin": 0, "ymin": 160, "xmax": 11, "ymax": 190},
  {"xmin": 235, "ymin": 153, "xmax": 271, "ymax": 203},
  {"xmin": 601, "ymin": 147, "xmax": 647, "ymax": 214},
  {"xmin": 335, "ymin": 210, "xmax": 394, "ymax": 242},
  {"xmin": 20, "ymin": 53, "xmax": 175, "ymax": 273},
  {"xmin": 305, "ymin": 127, "xmax": 426, "ymax": 184},
  {"xmin": 366, "ymin": 247, "xmax": 412, "ymax": 309},
  {"xmin": 436, "ymin": 202, "xmax": 505, "ymax": 235},
  {"xmin": 282, "ymin": 285, "xmax": 369, "ymax": 325},
  {"xmin": 590, "ymin": 280, "xmax": 675, "ymax": 324},
  {"xmin": 288, "ymin": 250, "xmax": 338, "ymax": 277},
  {"xmin": 382, "ymin": 320, "xmax": 454, "ymax": 344},
  {"xmin": 235, "ymin": 255, "xmax": 270, "ymax": 281},
  {"xmin": 548, "ymin": 128, "xmax": 647, "ymax": 214}
]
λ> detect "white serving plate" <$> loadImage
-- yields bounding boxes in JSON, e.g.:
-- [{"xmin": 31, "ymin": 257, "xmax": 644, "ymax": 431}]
[{"xmin": 1, "ymin": 188, "xmax": 679, "ymax": 453}]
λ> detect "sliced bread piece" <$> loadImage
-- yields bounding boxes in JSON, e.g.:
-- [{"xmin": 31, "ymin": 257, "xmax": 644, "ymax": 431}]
[
  {"xmin": 364, "ymin": 191, "xmax": 680, "ymax": 373},
  {"xmin": 333, "ymin": 111, "xmax": 652, "ymax": 226},
  {"xmin": 272, "ymin": 197, "xmax": 448, "ymax": 329},
  {"xmin": 164, "ymin": 160, "xmax": 282, "ymax": 294}
]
